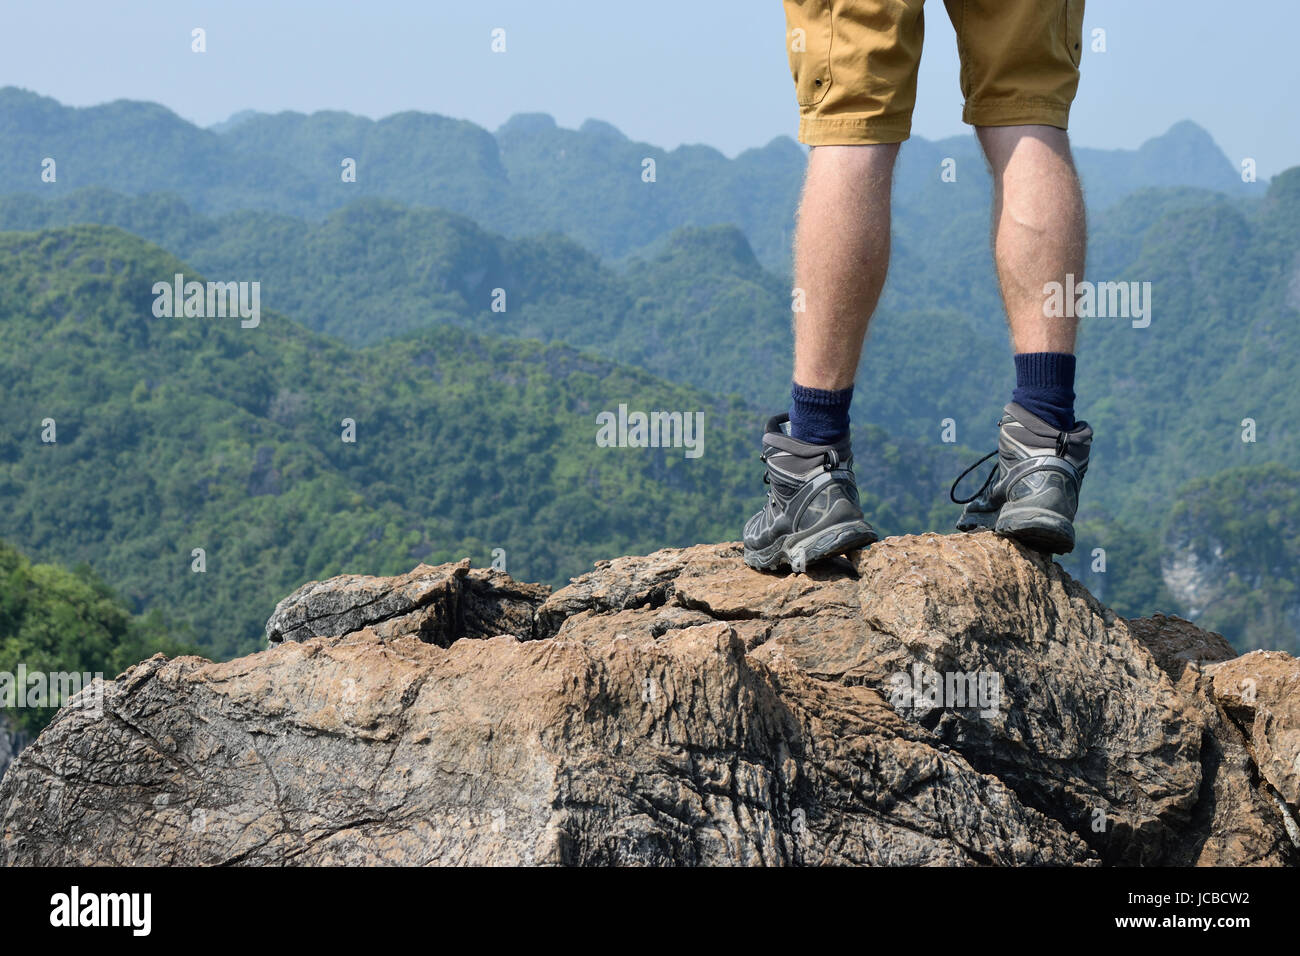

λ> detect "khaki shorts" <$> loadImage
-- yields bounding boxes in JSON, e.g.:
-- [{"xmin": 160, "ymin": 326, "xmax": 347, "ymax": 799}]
[{"xmin": 784, "ymin": 0, "xmax": 1085, "ymax": 145}]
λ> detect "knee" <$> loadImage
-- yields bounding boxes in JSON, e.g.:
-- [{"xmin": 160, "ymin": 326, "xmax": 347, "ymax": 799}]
[{"xmin": 980, "ymin": 123, "xmax": 1068, "ymax": 160}]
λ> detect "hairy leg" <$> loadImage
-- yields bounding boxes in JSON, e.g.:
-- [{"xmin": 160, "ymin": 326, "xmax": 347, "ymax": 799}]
[
  {"xmin": 977, "ymin": 125, "xmax": 1086, "ymax": 354},
  {"xmin": 791, "ymin": 143, "xmax": 901, "ymax": 390}
]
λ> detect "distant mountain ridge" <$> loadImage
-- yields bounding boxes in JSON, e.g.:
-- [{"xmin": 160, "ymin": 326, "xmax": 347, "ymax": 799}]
[{"xmin": 0, "ymin": 87, "xmax": 1260, "ymax": 271}]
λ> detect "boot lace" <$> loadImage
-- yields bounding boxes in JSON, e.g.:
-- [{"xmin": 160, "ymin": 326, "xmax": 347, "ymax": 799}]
[{"xmin": 949, "ymin": 450, "xmax": 999, "ymax": 505}]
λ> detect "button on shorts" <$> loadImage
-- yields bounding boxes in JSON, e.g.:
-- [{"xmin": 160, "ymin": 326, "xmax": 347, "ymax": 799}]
[{"xmin": 783, "ymin": 0, "xmax": 1085, "ymax": 145}]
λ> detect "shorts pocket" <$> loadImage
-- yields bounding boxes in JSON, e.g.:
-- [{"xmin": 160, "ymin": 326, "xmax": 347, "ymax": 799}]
[
  {"xmin": 785, "ymin": 0, "xmax": 834, "ymax": 107},
  {"xmin": 1064, "ymin": 0, "xmax": 1084, "ymax": 67}
]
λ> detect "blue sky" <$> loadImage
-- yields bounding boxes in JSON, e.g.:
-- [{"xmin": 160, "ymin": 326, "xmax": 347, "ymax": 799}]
[{"xmin": 2, "ymin": 0, "xmax": 1297, "ymax": 177}]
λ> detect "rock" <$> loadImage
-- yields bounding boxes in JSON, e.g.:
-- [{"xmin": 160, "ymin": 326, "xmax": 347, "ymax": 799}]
[
  {"xmin": 2, "ymin": 533, "xmax": 1296, "ymax": 866},
  {"xmin": 1156, "ymin": 662, "xmax": 1294, "ymax": 866},
  {"xmin": 0, "ymin": 724, "xmax": 12, "ymax": 782},
  {"xmin": 1209, "ymin": 652, "xmax": 1300, "ymax": 809},
  {"xmin": 265, "ymin": 559, "xmax": 549, "ymax": 647},
  {"xmin": 1105, "ymin": 614, "xmax": 1297, "ymax": 864},
  {"xmin": 1126, "ymin": 613, "xmax": 1237, "ymax": 681}
]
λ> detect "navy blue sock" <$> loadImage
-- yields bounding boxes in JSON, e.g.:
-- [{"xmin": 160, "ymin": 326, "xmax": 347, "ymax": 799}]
[
  {"xmin": 1012, "ymin": 352, "xmax": 1076, "ymax": 431},
  {"xmin": 789, "ymin": 382, "xmax": 853, "ymax": 445}
]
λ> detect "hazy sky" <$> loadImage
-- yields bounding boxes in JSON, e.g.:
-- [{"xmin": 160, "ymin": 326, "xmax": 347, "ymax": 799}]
[{"xmin": 3, "ymin": 0, "xmax": 1297, "ymax": 177}]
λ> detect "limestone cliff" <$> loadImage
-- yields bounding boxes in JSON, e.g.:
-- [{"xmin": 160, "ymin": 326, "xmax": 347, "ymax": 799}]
[{"xmin": 2, "ymin": 533, "xmax": 1296, "ymax": 866}]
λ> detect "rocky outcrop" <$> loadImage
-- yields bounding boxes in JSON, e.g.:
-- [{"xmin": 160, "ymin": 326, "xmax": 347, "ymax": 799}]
[{"xmin": 2, "ymin": 533, "xmax": 1296, "ymax": 866}]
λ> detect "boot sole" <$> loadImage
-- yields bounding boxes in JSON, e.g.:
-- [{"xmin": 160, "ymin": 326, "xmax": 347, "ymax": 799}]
[
  {"xmin": 744, "ymin": 520, "xmax": 878, "ymax": 573},
  {"xmin": 995, "ymin": 505, "xmax": 1075, "ymax": 555},
  {"xmin": 956, "ymin": 511, "xmax": 998, "ymax": 533}
]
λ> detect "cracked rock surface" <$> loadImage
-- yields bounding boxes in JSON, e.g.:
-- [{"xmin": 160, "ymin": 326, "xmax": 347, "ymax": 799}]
[{"xmin": 2, "ymin": 533, "xmax": 1296, "ymax": 866}]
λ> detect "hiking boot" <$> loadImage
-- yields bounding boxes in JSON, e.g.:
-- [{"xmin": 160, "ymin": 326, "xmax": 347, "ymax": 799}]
[
  {"xmin": 951, "ymin": 403, "xmax": 1092, "ymax": 554},
  {"xmin": 743, "ymin": 414, "xmax": 878, "ymax": 572}
]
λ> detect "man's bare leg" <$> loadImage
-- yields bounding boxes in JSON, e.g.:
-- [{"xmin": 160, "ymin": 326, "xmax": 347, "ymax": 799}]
[
  {"xmin": 953, "ymin": 124, "xmax": 1091, "ymax": 556},
  {"xmin": 791, "ymin": 143, "xmax": 901, "ymax": 392},
  {"xmin": 977, "ymin": 125, "xmax": 1085, "ymax": 356},
  {"xmin": 742, "ymin": 143, "xmax": 895, "ymax": 571}
]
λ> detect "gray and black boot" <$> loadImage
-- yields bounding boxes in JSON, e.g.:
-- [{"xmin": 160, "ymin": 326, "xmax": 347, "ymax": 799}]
[
  {"xmin": 952, "ymin": 403, "xmax": 1092, "ymax": 554},
  {"xmin": 743, "ymin": 414, "xmax": 878, "ymax": 572}
]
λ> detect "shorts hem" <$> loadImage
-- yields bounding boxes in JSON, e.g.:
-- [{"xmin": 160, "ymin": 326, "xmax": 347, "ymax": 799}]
[
  {"xmin": 962, "ymin": 100, "xmax": 1071, "ymax": 130},
  {"xmin": 797, "ymin": 117, "xmax": 912, "ymax": 146}
]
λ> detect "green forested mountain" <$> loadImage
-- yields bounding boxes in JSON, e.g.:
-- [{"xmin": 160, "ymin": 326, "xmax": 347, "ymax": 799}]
[
  {"xmin": 2, "ymin": 88, "xmax": 1296, "ymax": 658},
  {"xmin": 6, "ymin": 174, "xmax": 1294, "ymax": 521},
  {"xmin": 1161, "ymin": 464, "xmax": 1300, "ymax": 654},
  {"xmin": 3, "ymin": 170, "xmax": 1298, "ymax": 654},
  {"xmin": 0, "ymin": 87, "xmax": 1258, "ymax": 272},
  {"xmin": 3, "ymin": 173, "xmax": 1284, "ymax": 447},
  {"xmin": 0, "ymin": 190, "xmax": 798, "ymax": 408},
  {"xmin": 0, "ymin": 538, "xmax": 192, "ymax": 737},
  {"xmin": 0, "ymin": 225, "xmax": 955, "ymax": 657}
]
